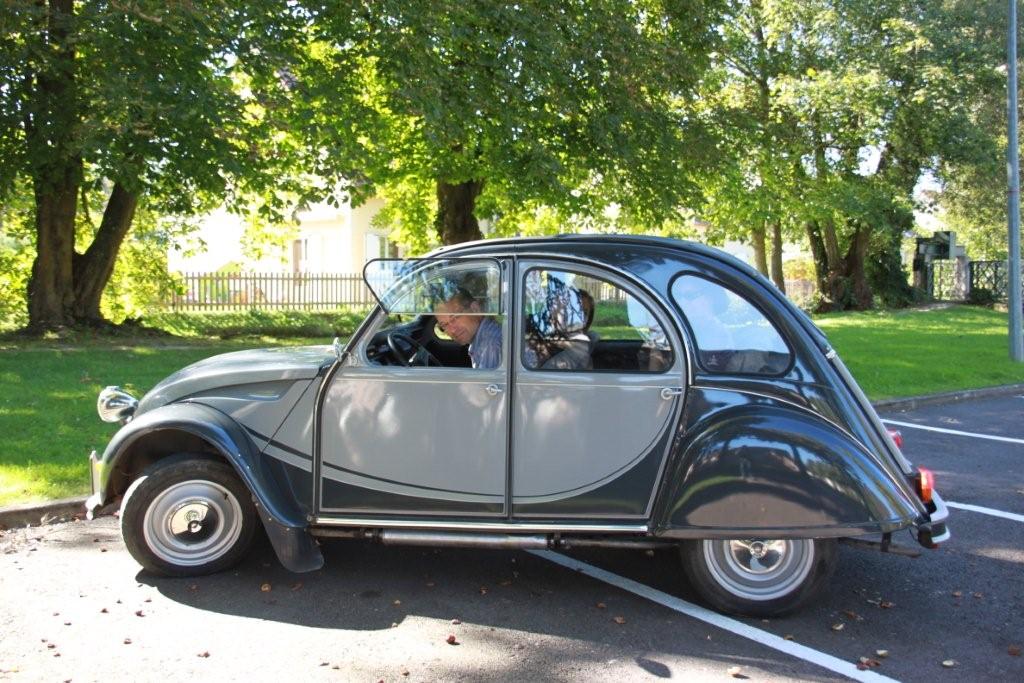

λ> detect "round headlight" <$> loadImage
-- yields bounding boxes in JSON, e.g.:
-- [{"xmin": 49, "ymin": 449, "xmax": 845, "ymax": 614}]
[{"xmin": 97, "ymin": 386, "xmax": 138, "ymax": 423}]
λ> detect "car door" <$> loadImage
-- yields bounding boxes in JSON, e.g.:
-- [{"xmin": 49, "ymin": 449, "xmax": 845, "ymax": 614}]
[
  {"xmin": 316, "ymin": 258, "xmax": 510, "ymax": 517},
  {"xmin": 511, "ymin": 260, "xmax": 686, "ymax": 519}
]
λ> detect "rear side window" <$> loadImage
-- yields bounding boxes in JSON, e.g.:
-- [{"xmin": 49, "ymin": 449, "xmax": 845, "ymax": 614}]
[
  {"xmin": 671, "ymin": 275, "xmax": 791, "ymax": 375},
  {"xmin": 522, "ymin": 268, "xmax": 673, "ymax": 373}
]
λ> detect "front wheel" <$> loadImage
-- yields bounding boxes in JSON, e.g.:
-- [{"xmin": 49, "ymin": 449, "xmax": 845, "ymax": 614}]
[
  {"xmin": 120, "ymin": 455, "xmax": 257, "ymax": 577},
  {"xmin": 681, "ymin": 538, "xmax": 837, "ymax": 617}
]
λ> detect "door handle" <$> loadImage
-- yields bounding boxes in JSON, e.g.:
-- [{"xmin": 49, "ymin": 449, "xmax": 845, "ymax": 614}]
[
  {"xmin": 660, "ymin": 387, "xmax": 684, "ymax": 400},
  {"xmin": 485, "ymin": 384, "xmax": 504, "ymax": 397}
]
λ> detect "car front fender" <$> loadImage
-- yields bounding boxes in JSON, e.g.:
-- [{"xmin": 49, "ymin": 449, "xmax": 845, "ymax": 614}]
[
  {"xmin": 653, "ymin": 403, "xmax": 926, "ymax": 538},
  {"xmin": 91, "ymin": 401, "xmax": 322, "ymax": 572}
]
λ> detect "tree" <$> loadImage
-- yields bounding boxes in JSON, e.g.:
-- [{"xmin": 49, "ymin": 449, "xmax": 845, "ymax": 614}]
[
  {"xmin": 0, "ymin": 1, "xmax": 308, "ymax": 331},
  {"xmin": 934, "ymin": 2, "xmax": 1015, "ymax": 261},
  {"xmin": 291, "ymin": 0, "xmax": 723, "ymax": 250},
  {"xmin": 697, "ymin": 0, "xmax": 1000, "ymax": 310}
]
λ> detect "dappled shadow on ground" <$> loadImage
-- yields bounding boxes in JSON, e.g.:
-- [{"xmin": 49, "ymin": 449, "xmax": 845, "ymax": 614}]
[{"xmin": 135, "ymin": 536, "xmax": 833, "ymax": 681}]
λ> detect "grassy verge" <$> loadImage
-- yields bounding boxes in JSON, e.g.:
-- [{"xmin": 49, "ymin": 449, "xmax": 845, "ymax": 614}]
[
  {"xmin": 1, "ymin": 304, "xmax": 1022, "ymax": 506},
  {"xmin": 0, "ymin": 337, "xmax": 329, "ymax": 506},
  {"xmin": 814, "ymin": 305, "xmax": 1024, "ymax": 400}
]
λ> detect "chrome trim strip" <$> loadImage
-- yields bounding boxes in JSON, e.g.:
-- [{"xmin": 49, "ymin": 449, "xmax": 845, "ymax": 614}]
[{"xmin": 313, "ymin": 517, "xmax": 650, "ymax": 533}]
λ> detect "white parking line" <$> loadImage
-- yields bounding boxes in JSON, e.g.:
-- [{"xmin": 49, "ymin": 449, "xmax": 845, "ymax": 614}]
[
  {"xmin": 530, "ymin": 549, "xmax": 898, "ymax": 683},
  {"xmin": 882, "ymin": 419, "xmax": 1024, "ymax": 445},
  {"xmin": 947, "ymin": 501, "xmax": 1024, "ymax": 523}
]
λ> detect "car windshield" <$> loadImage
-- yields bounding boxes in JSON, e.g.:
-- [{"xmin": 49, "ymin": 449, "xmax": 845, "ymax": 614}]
[{"xmin": 363, "ymin": 258, "xmax": 502, "ymax": 316}]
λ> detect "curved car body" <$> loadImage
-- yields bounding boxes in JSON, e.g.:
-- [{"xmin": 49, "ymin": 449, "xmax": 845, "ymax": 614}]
[{"xmin": 87, "ymin": 236, "xmax": 949, "ymax": 616}]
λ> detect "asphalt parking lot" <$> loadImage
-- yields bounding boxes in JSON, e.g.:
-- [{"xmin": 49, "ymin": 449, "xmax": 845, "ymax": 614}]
[{"xmin": 2, "ymin": 393, "xmax": 1022, "ymax": 682}]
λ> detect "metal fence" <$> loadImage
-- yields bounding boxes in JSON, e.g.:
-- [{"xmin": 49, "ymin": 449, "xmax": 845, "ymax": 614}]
[
  {"xmin": 924, "ymin": 259, "xmax": 1021, "ymax": 303},
  {"xmin": 168, "ymin": 272, "xmax": 374, "ymax": 311},
  {"xmin": 969, "ymin": 260, "xmax": 1010, "ymax": 300}
]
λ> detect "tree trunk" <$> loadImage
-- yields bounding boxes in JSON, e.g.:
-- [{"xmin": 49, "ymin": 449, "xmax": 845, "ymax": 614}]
[
  {"xmin": 751, "ymin": 224, "xmax": 768, "ymax": 277},
  {"xmin": 28, "ymin": 168, "xmax": 79, "ymax": 330},
  {"xmin": 844, "ymin": 223, "xmax": 873, "ymax": 310},
  {"xmin": 26, "ymin": 0, "xmax": 80, "ymax": 331},
  {"xmin": 805, "ymin": 221, "xmax": 829, "ymax": 295},
  {"xmin": 72, "ymin": 183, "xmax": 138, "ymax": 322},
  {"xmin": 769, "ymin": 220, "xmax": 785, "ymax": 293},
  {"xmin": 436, "ymin": 179, "xmax": 484, "ymax": 245}
]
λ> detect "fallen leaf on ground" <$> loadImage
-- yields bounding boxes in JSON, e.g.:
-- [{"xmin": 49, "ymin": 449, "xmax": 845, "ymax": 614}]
[
  {"xmin": 941, "ymin": 660, "xmax": 957, "ymax": 668},
  {"xmin": 135, "ymin": 611, "xmax": 144, "ymax": 617},
  {"xmin": 831, "ymin": 623, "xmax": 845, "ymax": 632},
  {"xmin": 613, "ymin": 616, "xmax": 626, "ymax": 625},
  {"xmin": 123, "ymin": 638, "xmax": 132, "ymax": 645},
  {"xmin": 401, "ymin": 668, "xmax": 410, "ymax": 676},
  {"xmin": 392, "ymin": 599, "xmax": 401, "ymax": 606},
  {"xmin": 727, "ymin": 665, "xmax": 743, "ymax": 678},
  {"xmin": 843, "ymin": 610, "xmax": 863, "ymax": 621},
  {"xmin": 500, "ymin": 580, "xmax": 512, "ymax": 586},
  {"xmin": 596, "ymin": 602, "xmax": 606, "ymax": 610},
  {"xmin": 291, "ymin": 582, "xmax": 303, "ymax": 591},
  {"xmin": 972, "ymin": 592, "xmax": 983, "ymax": 599},
  {"xmin": 879, "ymin": 601, "xmax": 894, "ymax": 609},
  {"xmin": 784, "ymin": 634, "xmax": 794, "ymax": 641},
  {"xmin": 952, "ymin": 590, "xmax": 962, "ymax": 598},
  {"xmin": 197, "ymin": 652, "xmax": 210, "ymax": 658},
  {"xmin": 857, "ymin": 657, "xmax": 881, "ymax": 669},
  {"xmin": 1008, "ymin": 645, "xmax": 1021, "ymax": 657},
  {"xmin": 446, "ymin": 634, "xmax": 458, "ymax": 645},
  {"xmin": 875, "ymin": 650, "xmax": 889, "ymax": 658},
  {"xmin": 451, "ymin": 618, "xmax": 461, "ymax": 625},
  {"xmin": 479, "ymin": 587, "xmax": 488, "ymax": 595},
  {"xmin": 260, "ymin": 583, "xmax": 271, "ymax": 592}
]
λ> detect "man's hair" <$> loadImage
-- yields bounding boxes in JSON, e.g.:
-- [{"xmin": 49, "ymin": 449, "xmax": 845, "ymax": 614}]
[{"xmin": 446, "ymin": 286, "xmax": 477, "ymax": 309}]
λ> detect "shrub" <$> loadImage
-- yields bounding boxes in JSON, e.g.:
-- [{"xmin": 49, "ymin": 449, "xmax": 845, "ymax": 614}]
[{"xmin": 143, "ymin": 308, "xmax": 369, "ymax": 339}]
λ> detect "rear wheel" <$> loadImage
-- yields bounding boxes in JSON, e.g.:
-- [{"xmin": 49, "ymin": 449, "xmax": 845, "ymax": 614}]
[
  {"xmin": 681, "ymin": 538, "xmax": 836, "ymax": 617},
  {"xmin": 120, "ymin": 455, "xmax": 257, "ymax": 577}
]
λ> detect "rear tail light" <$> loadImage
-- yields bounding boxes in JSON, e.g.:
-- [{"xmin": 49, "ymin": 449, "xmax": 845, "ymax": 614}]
[
  {"xmin": 886, "ymin": 428, "xmax": 903, "ymax": 450},
  {"xmin": 913, "ymin": 467, "xmax": 935, "ymax": 505}
]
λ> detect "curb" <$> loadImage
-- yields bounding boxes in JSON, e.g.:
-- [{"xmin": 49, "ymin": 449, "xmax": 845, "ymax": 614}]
[
  {"xmin": 0, "ymin": 496, "xmax": 88, "ymax": 531},
  {"xmin": 3, "ymin": 383, "xmax": 1023, "ymax": 530},
  {"xmin": 871, "ymin": 382, "xmax": 1024, "ymax": 412}
]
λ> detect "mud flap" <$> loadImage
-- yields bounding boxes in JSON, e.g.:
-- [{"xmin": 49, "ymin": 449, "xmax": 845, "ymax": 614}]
[{"xmin": 256, "ymin": 504, "xmax": 324, "ymax": 573}]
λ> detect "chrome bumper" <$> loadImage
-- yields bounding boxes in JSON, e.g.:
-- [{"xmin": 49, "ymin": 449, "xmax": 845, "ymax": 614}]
[
  {"xmin": 85, "ymin": 450, "xmax": 103, "ymax": 520},
  {"xmin": 914, "ymin": 491, "xmax": 951, "ymax": 548}
]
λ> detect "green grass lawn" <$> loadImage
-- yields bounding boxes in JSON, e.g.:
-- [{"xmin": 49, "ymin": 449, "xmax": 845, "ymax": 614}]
[
  {"xmin": 1, "ymin": 304, "xmax": 1022, "ymax": 506},
  {"xmin": 815, "ymin": 305, "xmax": 1024, "ymax": 400},
  {"xmin": 0, "ymin": 336, "xmax": 326, "ymax": 506}
]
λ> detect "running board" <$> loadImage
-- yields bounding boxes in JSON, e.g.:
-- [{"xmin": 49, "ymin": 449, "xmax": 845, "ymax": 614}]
[{"xmin": 310, "ymin": 527, "xmax": 674, "ymax": 551}]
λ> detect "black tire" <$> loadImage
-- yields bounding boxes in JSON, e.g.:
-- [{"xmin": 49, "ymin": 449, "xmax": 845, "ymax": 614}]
[
  {"xmin": 680, "ymin": 538, "xmax": 837, "ymax": 617},
  {"xmin": 120, "ymin": 454, "xmax": 258, "ymax": 577}
]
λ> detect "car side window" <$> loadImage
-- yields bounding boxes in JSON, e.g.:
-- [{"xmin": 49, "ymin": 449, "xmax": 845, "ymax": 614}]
[
  {"xmin": 671, "ymin": 274, "xmax": 791, "ymax": 375},
  {"xmin": 362, "ymin": 260, "xmax": 505, "ymax": 369},
  {"xmin": 522, "ymin": 268, "xmax": 673, "ymax": 373}
]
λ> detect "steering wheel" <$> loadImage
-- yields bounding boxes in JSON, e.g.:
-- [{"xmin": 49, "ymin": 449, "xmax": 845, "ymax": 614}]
[{"xmin": 386, "ymin": 332, "xmax": 443, "ymax": 367}]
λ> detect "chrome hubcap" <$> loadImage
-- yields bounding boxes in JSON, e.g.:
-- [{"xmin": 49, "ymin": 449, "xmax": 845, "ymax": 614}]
[
  {"xmin": 143, "ymin": 481, "xmax": 243, "ymax": 567},
  {"xmin": 703, "ymin": 539, "xmax": 815, "ymax": 601}
]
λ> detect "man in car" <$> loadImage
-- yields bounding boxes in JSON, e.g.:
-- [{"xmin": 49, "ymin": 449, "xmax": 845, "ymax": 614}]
[{"xmin": 434, "ymin": 289, "xmax": 502, "ymax": 369}]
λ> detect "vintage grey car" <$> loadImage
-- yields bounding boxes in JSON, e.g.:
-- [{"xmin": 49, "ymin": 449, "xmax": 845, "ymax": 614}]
[{"xmin": 87, "ymin": 235, "xmax": 949, "ymax": 616}]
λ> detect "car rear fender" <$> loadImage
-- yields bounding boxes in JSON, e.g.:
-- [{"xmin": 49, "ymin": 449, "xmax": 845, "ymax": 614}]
[
  {"xmin": 653, "ymin": 403, "xmax": 926, "ymax": 538},
  {"xmin": 94, "ymin": 401, "xmax": 322, "ymax": 572}
]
